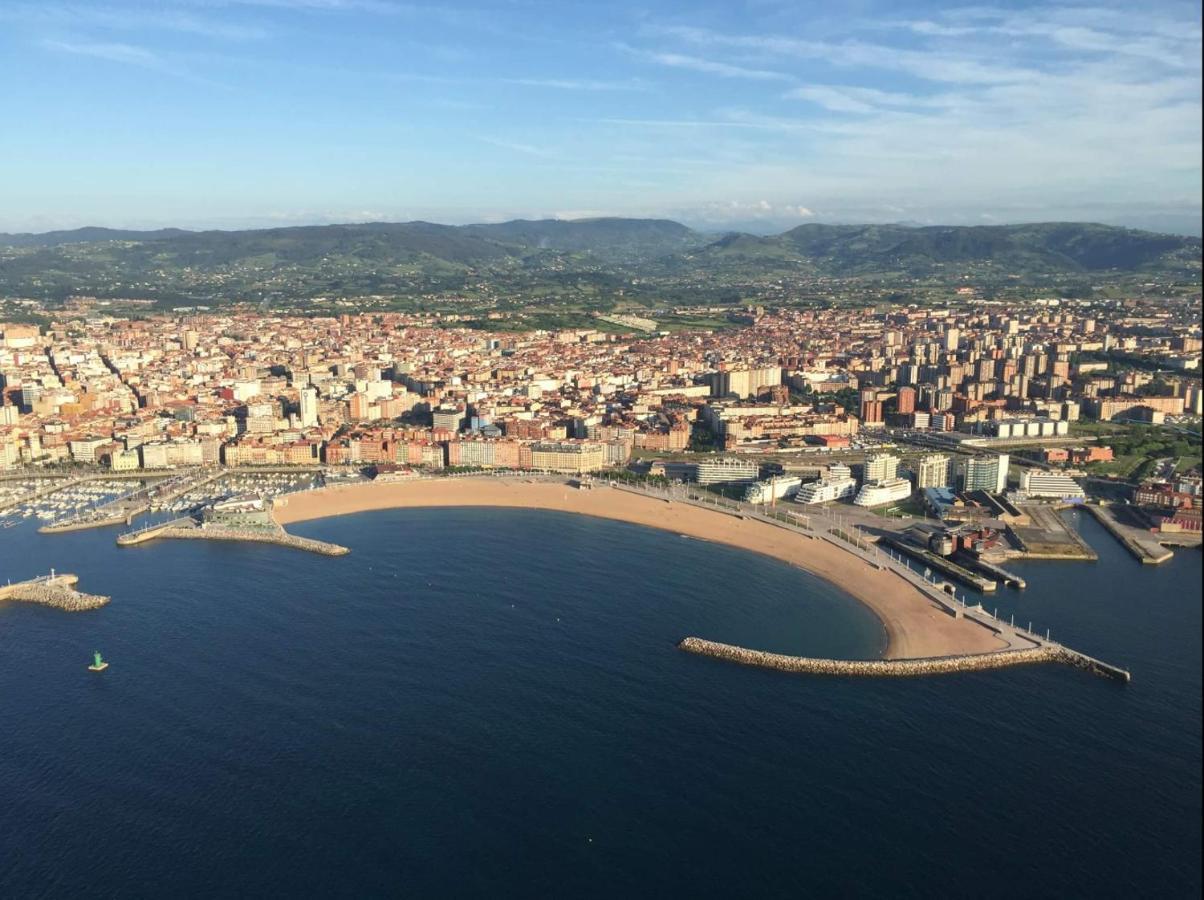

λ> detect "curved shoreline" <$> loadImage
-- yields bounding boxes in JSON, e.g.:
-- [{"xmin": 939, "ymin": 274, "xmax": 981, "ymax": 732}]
[{"xmin": 274, "ymin": 478, "xmax": 1008, "ymax": 660}]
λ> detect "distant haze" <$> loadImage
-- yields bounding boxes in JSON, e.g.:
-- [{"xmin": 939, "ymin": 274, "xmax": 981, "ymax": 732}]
[{"xmin": 0, "ymin": 1, "xmax": 1200, "ymax": 235}]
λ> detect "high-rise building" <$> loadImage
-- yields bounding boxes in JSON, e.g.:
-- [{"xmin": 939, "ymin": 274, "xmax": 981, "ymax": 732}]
[
  {"xmin": 299, "ymin": 387, "xmax": 318, "ymax": 428},
  {"xmin": 1020, "ymin": 469, "xmax": 1085, "ymax": 499},
  {"xmin": 709, "ymin": 366, "xmax": 782, "ymax": 399},
  {"xmin": 432, "ymin": 406, "xmax": 465, "ymax": 432},
  {"xmin": 944, "ymin": 328, "xmax": 960, "ymax": 351},
  {"xmin": 913, "ymin": 454, "xmax": 951, "ymax": 489},
  {"xmin": 693, "ymin": 457, "xmax": 760, "ymax": 485},
  {"xmin": 859, "ymin": 389, "xmax": 883, "ymax": 425},
  {"xmin": 960, "ymin": 453, "xmax": 1009, "ymax": 493},
  {"xmin": 863, "ymin": 453, "xmax": 900, "ymax": 483},
  {"xmin": 348, "ymin": 392, "xmax": 371, "ymax": 421},
  {"xmin": 860, "ymin": 399, "xmax": 884, "ymax": 424},
  {"xmin": 896, "ymin": 386, "xmax": 916, "ymax": 415}
]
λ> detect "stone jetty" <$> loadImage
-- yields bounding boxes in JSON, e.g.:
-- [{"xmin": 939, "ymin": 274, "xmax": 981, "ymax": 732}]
[
  {"xmin": 678, "ymin": 636, "xmax": 1112, "ymax": 679},
  {"xmin": 0, "ymin": 574, "xmax": 110, "ymax": 611},
  {"xmin": 117, "ymin": 519, "xmax": 349, "ymax": 556}
]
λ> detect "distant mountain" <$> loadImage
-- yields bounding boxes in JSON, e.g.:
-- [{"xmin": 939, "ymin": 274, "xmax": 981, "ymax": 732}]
[
  {"xmin": 686, "ymin": 222, "xmax": 1201, "ymax": 277},
  {"xmin": 140, "ymin": 221, "xmax": 518, "ymax": 268},
  {"xmin": 0, "ymin": 226, "xmax": 193, "ymax": 248},
  {"xmin": 461, "ymin": 217, "xmax": 705, "ymax": 262},
  {"xmin": 0, "ymin": 218, "xmax": 704, "ymax": 264},
  {"xmin": 0, "ymin": 218, "xmax": 1197, "ymax": 302}
]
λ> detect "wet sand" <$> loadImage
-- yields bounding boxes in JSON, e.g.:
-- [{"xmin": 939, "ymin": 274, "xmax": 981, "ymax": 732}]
[{"xmin": 274, "ymin": 478, "xmax": 1007, "ymax": 660}]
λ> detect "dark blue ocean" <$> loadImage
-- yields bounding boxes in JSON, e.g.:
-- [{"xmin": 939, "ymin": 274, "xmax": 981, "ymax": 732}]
[{"xmin": 1, "ymin": 507, "xmax": 1200, "ymax": 898}]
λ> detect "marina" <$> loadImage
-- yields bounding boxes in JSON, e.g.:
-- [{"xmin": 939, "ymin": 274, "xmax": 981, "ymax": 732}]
[{"xmin": 1, "ymin": 467, "xmax": 324, "ymax": 533}]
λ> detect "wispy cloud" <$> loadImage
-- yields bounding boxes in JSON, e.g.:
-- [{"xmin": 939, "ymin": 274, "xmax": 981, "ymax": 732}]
[
  {"xmin": 473, "ymin": 136, "xmax": 557, "ymax": 159},
  {"xmin": 186, "ymin": 0, "xmax": 403, "ymax": 12},
  {"xmin": 590, "ymin": 117, "xmax": 789, "ymax": 131},
  {"xmin": 41, "ymin": 39, "xmax": 165, "ymax": 68},
  {"xmin": 7, "ymin": 1, "xmax": 1200, "ymax": 234},
  {"xmin": 645, "ymin": 24, "xmax": 1039, "ymax": 84},
  {"xmin": 184, "ymin": 0, "xmax": 549, "ymax": 41},
  {"xmin": 500, "ymin": 77, "xmax": 647, "ymax": 92},
  {"xmin": 631, "ymin": 47, "xmax": 793, "ymax": 82},
  {"xmin": 888, "ymin": 7, "xmax": 1202, "ymax": 69},
  {"xmin": 40, "ymin": 36, "xmax": 234, "ymax": 88},
  {"xmin": 607, "ymin": 4, "xmax": 1200, "ymax": 227},
  {"xmin": 1, "ymin": 2, "xmax": 268, "ymax": 40},
  {"xmin": 785, "ymin": 85, "xmax": 928, "ymax": 114}
]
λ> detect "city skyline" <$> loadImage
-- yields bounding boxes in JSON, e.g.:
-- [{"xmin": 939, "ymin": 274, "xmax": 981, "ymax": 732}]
[{"xmin": 1, "ymin": 0, "xmax": 1200, "ymax": 235}]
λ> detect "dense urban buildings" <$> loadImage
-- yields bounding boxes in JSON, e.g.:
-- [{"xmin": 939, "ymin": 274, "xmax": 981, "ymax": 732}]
[{"xmin": 1, "ymin": 297, "xmax": 1199, "ymax": 507}]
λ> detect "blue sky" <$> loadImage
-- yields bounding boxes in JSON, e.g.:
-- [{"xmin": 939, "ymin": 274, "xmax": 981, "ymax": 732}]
[{"xmin": 1, "ymin": 0, "xmax": 1200, "ymax": 234}]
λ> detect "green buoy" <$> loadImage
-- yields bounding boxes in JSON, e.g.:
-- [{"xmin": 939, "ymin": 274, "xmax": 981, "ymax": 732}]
[{"xmin": 88, "ymin": 651, "xmax": 109, "ymax": 672}]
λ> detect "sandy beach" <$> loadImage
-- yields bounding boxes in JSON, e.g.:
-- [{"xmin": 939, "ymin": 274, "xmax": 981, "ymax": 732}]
[{"xmin": 274, "ymin": 478, "xmax": 1007, "ymax": 660}]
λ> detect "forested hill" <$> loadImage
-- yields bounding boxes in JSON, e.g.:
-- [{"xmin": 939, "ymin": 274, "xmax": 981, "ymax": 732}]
[{"xmin": 675, "ymin": 222, "xmax": 1201, "ymax": 277}]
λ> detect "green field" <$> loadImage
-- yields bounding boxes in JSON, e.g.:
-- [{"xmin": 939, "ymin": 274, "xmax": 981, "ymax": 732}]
[{"xmin": 1080, "ymin": 423, "xmax": 1202, "ymax": 480}]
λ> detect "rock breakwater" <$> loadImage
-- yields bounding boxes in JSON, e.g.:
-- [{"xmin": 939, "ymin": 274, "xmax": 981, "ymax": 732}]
[
  {"xmin": 117, "ymin": 522, "xmax": 349, "ymax": 556},
  {"xmin": 0, "ymin": 576, "xmax": 109, "ymax": 612},
  {"xmin": 678, "ymin": 636, "xmax": 1060, "ymax": 677}
]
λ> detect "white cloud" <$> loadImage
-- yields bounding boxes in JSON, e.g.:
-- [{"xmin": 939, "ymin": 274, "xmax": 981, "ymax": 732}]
[
  {"xmin": 785, "ymin": 85, "xmax": 930, "ymax": 114},
  {"xmin": 41, "ymin": 39, "xmax": 164, "ymax": 68},
  {"xmin": 0, "ymin": 3, "xmax": 268, "ymax": 40},
  {"xmin": 889, "ymin": 7, "xmax": 1202, "ymax": 69},
  {"xmin": 613, "ymin": 4, "xmax": 1200, "ymax": 228},
  {"xmin": 635, "ymin": 49, "xmax": 794, "ymax": 82},
  {"xmin": 473, "ymin": 136, "xmax": 557, "ymax": 159},
  {"xmin": 644, "ymin": 24, "xmax": 1035, "ymax": 84},
  {"xmin": 500, "ymin": 77, "xmax": 646, "ymax": 92}
]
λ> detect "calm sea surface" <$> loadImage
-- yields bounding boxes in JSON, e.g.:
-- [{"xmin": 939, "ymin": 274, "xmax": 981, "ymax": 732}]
[{"xmin": 0, "ymin": 506, "xmax": 1199, "ymax": 898}]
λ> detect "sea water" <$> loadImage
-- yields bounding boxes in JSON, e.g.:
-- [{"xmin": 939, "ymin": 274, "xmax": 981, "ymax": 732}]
[{"xmin": 0, "ymin": 507, "xmax": 1199, "ymax": 897}]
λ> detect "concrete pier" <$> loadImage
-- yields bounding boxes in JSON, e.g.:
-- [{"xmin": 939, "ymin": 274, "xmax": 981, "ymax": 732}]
[
  {"xmin": 1007, "ymin": 505, "xmax": 1099, "ymax": 561},
  {"xmin": 1083, "ymin": 504, "xmax": 1173, "ymax": 565},
  {"xmin": 880, "ymin": 535, "xmax": 997, "ymax": 592},
  {"xmin": 954, "ymin": 552, "xmax": 1027, "ymax": 589}
]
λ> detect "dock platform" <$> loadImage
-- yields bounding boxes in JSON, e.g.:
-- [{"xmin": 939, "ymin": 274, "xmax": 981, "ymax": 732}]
[{"xmin": 1083, "ymin": 504, "xmax": 1174, "ymax": 565}]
